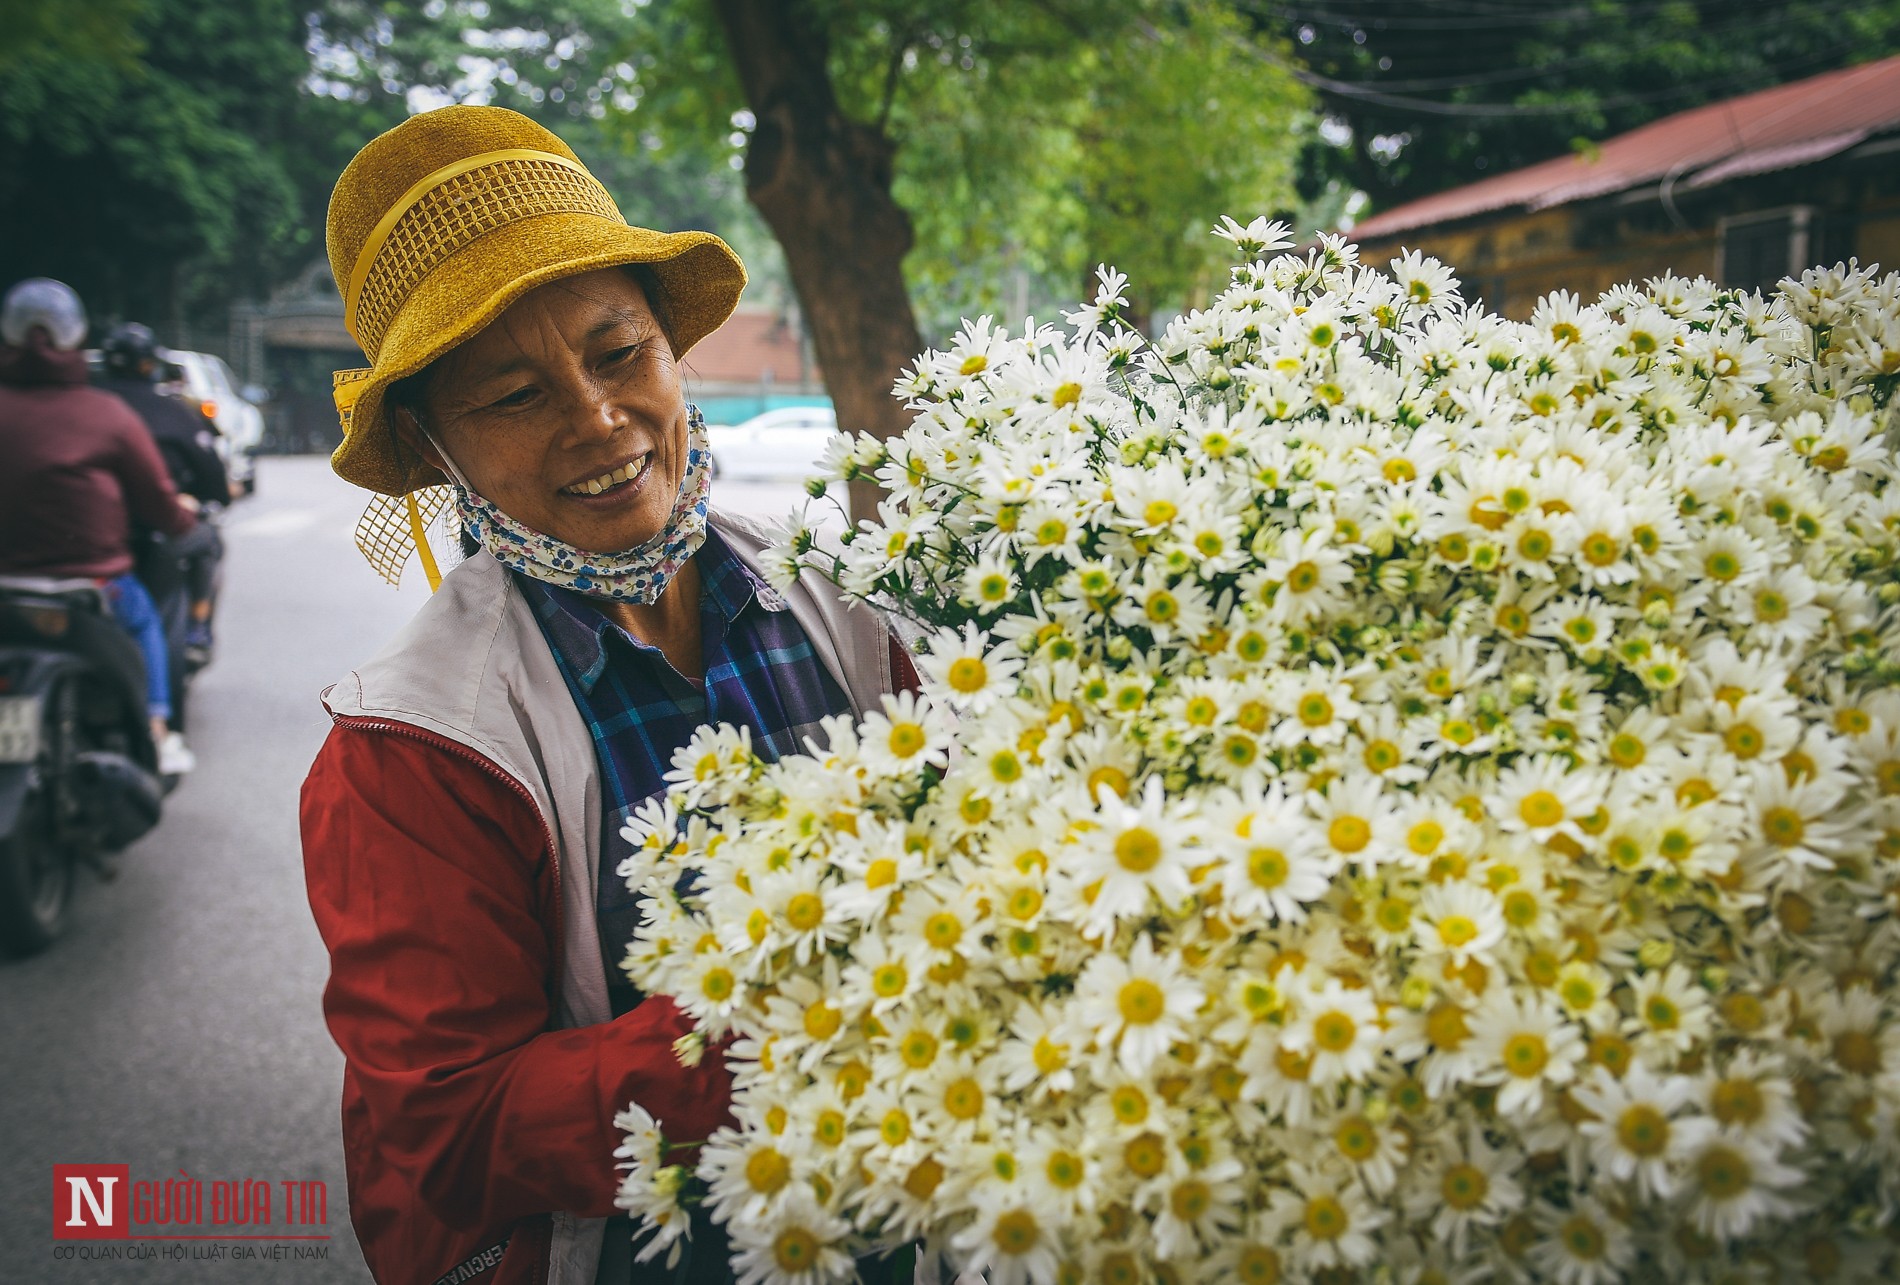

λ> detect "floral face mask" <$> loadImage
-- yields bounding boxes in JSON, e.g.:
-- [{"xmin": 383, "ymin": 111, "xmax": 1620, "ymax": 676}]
[{"xmin": 438, "ymin": 404, "xmax": 713, "ymax": 603}]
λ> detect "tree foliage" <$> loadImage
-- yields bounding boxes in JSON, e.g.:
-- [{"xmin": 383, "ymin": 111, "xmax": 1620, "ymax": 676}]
[
  {"xmin": 304, "ymin": 0, "xmax": 787, "ymax": 297},
  {"xmin": 1268, "ymin": 0, "xmax": 1900, "ymax": 208},
  {"xmin": 0, "ymin": 0, "xmax": 321, "ymax": 329},
  {"xmin": 623, "ymin": 0, "xmax": 1309, "ymax": 333}
]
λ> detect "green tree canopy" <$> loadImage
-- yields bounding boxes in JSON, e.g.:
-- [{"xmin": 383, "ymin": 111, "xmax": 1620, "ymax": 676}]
[{"xmin": 0, "ymin": 0, "xmax": 323, "ymax": 330}]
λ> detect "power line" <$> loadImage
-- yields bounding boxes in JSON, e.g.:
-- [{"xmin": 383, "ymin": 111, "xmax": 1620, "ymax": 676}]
[{"xmin": 1285, "ymin": 42, "xmax": 1861, "ymax": 116}]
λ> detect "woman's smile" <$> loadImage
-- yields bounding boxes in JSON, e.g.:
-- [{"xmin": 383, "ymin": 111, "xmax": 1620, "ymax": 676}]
[{"xmin": 559, "ymin": 450, "xmax": 653, "ymax": 505}]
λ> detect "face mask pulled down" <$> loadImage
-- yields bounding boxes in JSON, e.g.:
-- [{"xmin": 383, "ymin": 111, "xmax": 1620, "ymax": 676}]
[{"xmin": 433, "ymin": 404, "xmax": 713, "ymax": 603}]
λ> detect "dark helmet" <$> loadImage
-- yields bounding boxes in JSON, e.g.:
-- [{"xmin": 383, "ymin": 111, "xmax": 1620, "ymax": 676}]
[{"xmin": 102, "ymin": 322, "xmax": 160, "ymax": 377}]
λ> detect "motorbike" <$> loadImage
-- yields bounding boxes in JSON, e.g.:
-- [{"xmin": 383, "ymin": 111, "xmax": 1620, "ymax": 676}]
[{"xmin": 0, "ymin": 577, "xmax": 166, "ymax": 957}]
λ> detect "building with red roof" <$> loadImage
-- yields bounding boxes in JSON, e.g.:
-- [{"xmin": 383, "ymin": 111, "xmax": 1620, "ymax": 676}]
[{"xmin": 1349, "ymin": 54, "xmax": 1900, "ymax": 316}]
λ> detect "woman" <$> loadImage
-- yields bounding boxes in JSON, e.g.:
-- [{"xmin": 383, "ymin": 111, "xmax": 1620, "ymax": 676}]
[{"xmin": 300, "ymin": 106, "xmax": 911, "ymax": 1285}]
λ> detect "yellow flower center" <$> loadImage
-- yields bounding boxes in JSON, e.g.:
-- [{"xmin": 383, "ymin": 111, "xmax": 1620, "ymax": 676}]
[
  {"xmin": 900, "ymin": 1029, "xmax": 939, "ymax": 1068},
  {"xmin": 1696, "ymin": 1145, "xmax": 1752, "ymax": 1200},
  {"xmin": 1616, "ymin": 1104, "xmax": 1670, "ymax": 1156},
  {"xmin": 943, "ymin": 1077, "xmax": 984, "ymax": 1120},
  {"xmin": 1559, "ymin": 1215, "xmax": 1607, "ymax": 1260},
  {"xmin": 1711, "ymin": 1078, "xmax": 1764, "ymax": 1125},
  {"xmin": 1046, "ymin": 1150, "xmax": 1084, "ymax": 1188},
  {"xmin": 881, "ymin": 1108, "xmax": 911, "ymax": 1145},
  {"xmin": 888, "ymin": 721, "xmax": 927, "ymax": 757},
  {"xmin": 785, "ymin": 892, "xmax": 825, "ymax": 932},
  {"xmin": 1123, "ymin": 1132, "xmax": 1167, "ymax": 1178},
  {"xmin": 1441, "ymin": 1162, "xmax": 1489, "ymax": 1210},
  {"xmin": 873, "ymin": 963, "xmax": 908, "ymax": 998},
  {"xmin": 991, "ymin": 1210, "xmax": 1039, "ymax": 1255},
  {"xmin": 700, "ymin": 967, "xmax": 734, "ymax": 1002},
  {"xmin": 1303, "ymin": 1194, "xmax": 1348, "ymax": 1240},
  {"xmin": 773, "ymin": 1228, "xmax": 820, "ymax": 1273},
  {"xmin": 1762, "ymin": 806, "xmax": 1806, "ymax": 847},
  {"xmin": 803, "ymin": 1003, "xmax": 842, "ymax": 1040},
  {"xmin": 1334, "ymin": 1116, "xmax": 1377, "ymax": 1161},
  {"xmin": 746, "ymin": 1148, "xmax": 791, "ymax": 1195},
  {"xmin": 1314, "ymin": 1010, "xmax": 1357, "ymax": 1053},
  {"xmin": 1427, "ymin": 1003, "xmax": 1470, "ymax": 1049},
  {"xmin": 1118, "ymin": 979, "xmax": 1166, "ymax": 1025},
  {"xmin": 903, "ymin": 1156, "xmax": 941, "ymax": 1197},
  {"xmin": 925, "ymin": 912, "xmax": 963, "ymax": 949},
  {"xmin": 1170, "ymin": 1179, "xmax": 1212, "ymax": 1222},
  {"xmin": 1518, "ymin": 790, "xmax": 1565, "ymax": 828},
  {"xmin": 1502, "ymin": 1032, "xmax": 1549, "ymax": 1077},
  {"xmin": 1115, "ymin": 827, "xmax": 1163, "ymax": 872},
  {"xmin": 1328, "ymin": 815, "xmax": 1371, "ymax": 853},
  {"xmin": 946, "ymin": 656, "xmax": 988, "ymax": 693},
  {"xmin": 1438, "ymin": 915, "xmax": 1479, "ymax": 948}
]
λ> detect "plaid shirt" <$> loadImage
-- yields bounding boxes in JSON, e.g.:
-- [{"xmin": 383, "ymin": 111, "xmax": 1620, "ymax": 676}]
[{"xmin": 521, "ymin": 528, "xmax": 851, "ymax": 1018}]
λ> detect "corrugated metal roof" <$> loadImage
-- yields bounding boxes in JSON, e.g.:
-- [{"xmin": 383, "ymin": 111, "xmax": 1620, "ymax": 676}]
[{"xmin": 1351, "ymin": 54, "xmax": 1900, "ymax": 241}]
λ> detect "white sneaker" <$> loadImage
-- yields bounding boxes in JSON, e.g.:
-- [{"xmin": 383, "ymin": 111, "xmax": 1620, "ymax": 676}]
[{"xmin": 157, "ymin": 731, "xmax": 197, "ymax": 776}]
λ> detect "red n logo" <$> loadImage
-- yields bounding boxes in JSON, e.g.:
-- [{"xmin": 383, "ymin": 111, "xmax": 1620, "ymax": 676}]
[{"xmin": 52, "ymin": 1165, "xmax": 130, "ymax": 1239}]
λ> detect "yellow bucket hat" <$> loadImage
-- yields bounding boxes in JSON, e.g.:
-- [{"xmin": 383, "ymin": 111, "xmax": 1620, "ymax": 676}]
[{"xmin": 326, "ymin": 105, "xmax": 745, "ymax": 586}]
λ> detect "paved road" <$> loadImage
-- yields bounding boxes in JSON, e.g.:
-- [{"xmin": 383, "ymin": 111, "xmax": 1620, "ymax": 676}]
[{"xmin": 0, "ymin": 458, "xmax": 814, "ymax": 1283}]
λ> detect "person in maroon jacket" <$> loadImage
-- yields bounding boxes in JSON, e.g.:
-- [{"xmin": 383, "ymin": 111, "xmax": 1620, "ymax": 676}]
[{"xmin": 0, "ymin": 277, "xmax": 200, "ymax": 774}]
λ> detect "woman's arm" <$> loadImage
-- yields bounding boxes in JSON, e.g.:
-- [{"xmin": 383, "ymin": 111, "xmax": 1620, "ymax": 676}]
[{"xmin": 300, "ymin": 724, "xmax": 732, "ymax": 1230}]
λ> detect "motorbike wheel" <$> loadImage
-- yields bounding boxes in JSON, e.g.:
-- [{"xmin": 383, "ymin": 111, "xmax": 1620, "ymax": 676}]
[{"xmin": 0, "ymin": 783, "xmax": 72, "ymax": 958}]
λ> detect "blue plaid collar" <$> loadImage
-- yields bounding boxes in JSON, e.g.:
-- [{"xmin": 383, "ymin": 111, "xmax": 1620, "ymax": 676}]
[{"xmin": 519, "ymin": 526, "xmax": 788, "ymax": 695}]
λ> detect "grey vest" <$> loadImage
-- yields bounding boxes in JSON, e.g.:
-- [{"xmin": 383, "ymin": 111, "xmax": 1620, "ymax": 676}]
[{"xmin": 321, "ymin": 510, "xmax": 893, "ymax": 1285}]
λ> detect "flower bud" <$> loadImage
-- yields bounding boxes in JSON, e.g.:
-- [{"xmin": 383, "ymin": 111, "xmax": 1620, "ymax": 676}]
[{"xmin": 1637, "ymin": 938, "xmax": 1675, "ymax": 969}]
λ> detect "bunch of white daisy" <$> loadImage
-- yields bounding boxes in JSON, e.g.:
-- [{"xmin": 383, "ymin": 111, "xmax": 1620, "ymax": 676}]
[{"xmin": 613, "ymin": 222, "xmax": 1900, "ymax": 1283}]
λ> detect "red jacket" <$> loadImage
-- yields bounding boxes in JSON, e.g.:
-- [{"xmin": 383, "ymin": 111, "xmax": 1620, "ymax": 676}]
[{"xmin": 301, "ymin": 719, "xmax": 736, "ymax": 1285}]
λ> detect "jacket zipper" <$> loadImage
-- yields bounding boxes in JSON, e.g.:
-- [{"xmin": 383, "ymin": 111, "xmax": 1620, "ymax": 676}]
[{"xmin": 327, "ymin": 713, "xmax": 564, "ymax": 999}]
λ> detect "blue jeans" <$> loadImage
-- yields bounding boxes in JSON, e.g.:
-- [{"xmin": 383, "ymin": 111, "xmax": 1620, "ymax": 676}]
[{"xmin": 102, "ymin": 573, "xmax": 170, "ymax": 722}]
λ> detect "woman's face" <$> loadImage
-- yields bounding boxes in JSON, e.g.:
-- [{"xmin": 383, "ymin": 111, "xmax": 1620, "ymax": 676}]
[{"xmin": 402, "ymin": 267, "xmax": 688, "ymax": 554}]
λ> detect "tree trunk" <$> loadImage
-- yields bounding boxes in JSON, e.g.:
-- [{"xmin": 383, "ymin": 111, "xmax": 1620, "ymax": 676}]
[{"xmin": 710, "ymin": 0, "xmax": 924, "ymax": 523}]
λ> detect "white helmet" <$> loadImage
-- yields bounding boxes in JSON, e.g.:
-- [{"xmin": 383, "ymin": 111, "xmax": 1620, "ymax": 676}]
[{"xmin": 1, "ymin": 278, "xmax": 88, "ymax": 351}]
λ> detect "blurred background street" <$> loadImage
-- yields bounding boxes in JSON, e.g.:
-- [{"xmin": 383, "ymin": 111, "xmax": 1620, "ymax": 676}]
[{"xmin": 0, "ymin": 461, "xmax": 811, "ymax": 1283}]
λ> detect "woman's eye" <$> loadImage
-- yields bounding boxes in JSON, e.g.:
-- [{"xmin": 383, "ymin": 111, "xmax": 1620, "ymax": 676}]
[
  {"xmin": 490, "ymin": 386, "xmax": 537, "ymax": 409},
  {"xmin": 601, "ymin": 345, "xmax": 638, "ymax": 366}
]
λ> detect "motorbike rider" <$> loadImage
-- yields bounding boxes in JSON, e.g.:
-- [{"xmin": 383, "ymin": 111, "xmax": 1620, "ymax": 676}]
[
  {"xmin": 99, "ymin": 322, "xmax": 231, "ymax": 672},
  {"xmin": 0, "ymin": 279, "xmax": 199, "ymax": 775}
]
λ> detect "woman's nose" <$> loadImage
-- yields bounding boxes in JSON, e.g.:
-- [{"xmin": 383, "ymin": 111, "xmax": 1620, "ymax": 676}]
[{"xmin": 565, "ymin": 381, "xmax": 627, "ymax": 442}]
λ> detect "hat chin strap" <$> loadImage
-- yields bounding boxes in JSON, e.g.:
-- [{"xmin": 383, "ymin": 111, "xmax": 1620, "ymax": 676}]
[{"xmin": 397, "ymin": 424, "xmax": 470, "ymax": 594}]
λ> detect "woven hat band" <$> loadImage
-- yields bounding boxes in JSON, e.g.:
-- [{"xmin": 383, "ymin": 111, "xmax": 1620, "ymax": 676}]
[{"xmin": 344, "ymin": 147, "xmax": 624, "ymax": 356}]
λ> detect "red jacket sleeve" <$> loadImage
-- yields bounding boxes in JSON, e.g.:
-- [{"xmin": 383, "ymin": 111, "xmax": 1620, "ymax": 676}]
[
  {"xmin": 107, "ymin": 395, "xmax": 194, "ymax": 537},
  {"xmin": 300, "ymin": 724, "xmax": 733, "ymax": 1230}
]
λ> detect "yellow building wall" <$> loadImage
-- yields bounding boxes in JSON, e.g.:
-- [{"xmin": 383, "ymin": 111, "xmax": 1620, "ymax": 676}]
[{"xmin": 1354, "ymin": 185, "xmax": 1900, "ymax": 320}]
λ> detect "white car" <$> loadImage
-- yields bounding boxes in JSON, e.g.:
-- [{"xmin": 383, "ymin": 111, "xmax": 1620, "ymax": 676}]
[
  {"xmin": 168, "ymin": 350, "xmax": 264, "ymax": 496},
  {"xmin": 707, "ymin": 406, "xmax": 839, "ymax": 482}
]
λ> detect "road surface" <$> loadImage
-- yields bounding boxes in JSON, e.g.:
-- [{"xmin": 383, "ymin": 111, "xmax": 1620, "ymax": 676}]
[{"xmin": 0, "ymin": 458, "xmax": 816, "ymax": 1283}]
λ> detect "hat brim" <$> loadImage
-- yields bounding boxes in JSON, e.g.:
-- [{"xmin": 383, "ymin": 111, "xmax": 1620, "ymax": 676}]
[{"xmin": 331, "ymin": 214, "xmax": 745, "ymax": 497}]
